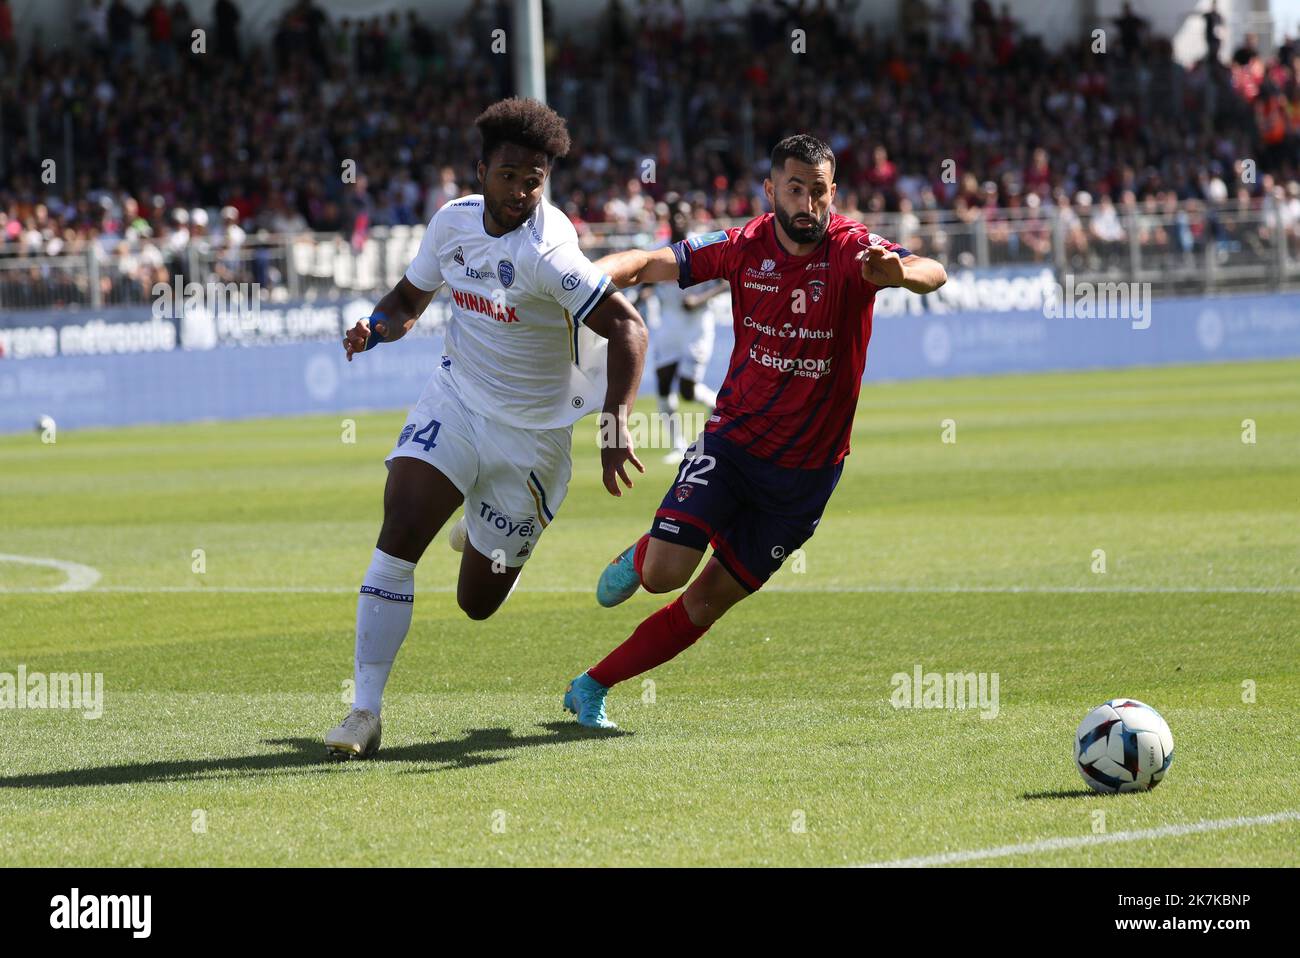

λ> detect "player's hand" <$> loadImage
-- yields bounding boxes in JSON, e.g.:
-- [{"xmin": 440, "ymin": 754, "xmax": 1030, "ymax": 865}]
[
  {"xmin": 343, "ymin": 318, "xmax": 386, "ymax": 362},
  {"xmin": 600, "ymin": 428, "xmax": 645, "ymax": 497},
  {"xmin": 858, "ymin": 245, "xmax": 905, "ymax": 288}
]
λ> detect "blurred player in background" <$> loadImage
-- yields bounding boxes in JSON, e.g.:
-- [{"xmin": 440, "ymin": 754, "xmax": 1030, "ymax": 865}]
[
  {"xmin": 325, "ymin": 98, "xmax": 647, "ymax": 757},
  {"xmin": 639, "ymin": 198, "xmax": 726, "ymax": 461},
  {"xmin": 563, "ymin": 134, "xmax": 947, "ymax": 728}
]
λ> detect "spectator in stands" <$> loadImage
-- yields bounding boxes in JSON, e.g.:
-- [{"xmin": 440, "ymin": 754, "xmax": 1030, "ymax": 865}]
[
  {"xmin": 0, "ymin": 0, "xmax": 1298, "ymax": 308},
  {"xmin": 0, "ymin": 0, "xmax": 14, "ymax": 69},
  {"xmin": 107, "ymin": 0, "xmax": 134, "ymax": 64},
  {"xmin": 1205, "ymin": 1, "xmax": 1223, "ymax": 64},
  {"xmin": 171, "ymin": 2, "xmax": 193, "ymax": 59},
  {"xmin": 141, "ymin": 0, "xmax": 173, "ymax": 67},
  {"xmin": 80, "ymin": 0, "xmax": 110, "ymax": 56},
  {"xmin": 214, "ymin": 0, "xmax": 240, "ymax": 60},
  {"xmin": 1114, "ymin": 3, "xmax": 1147, "ymax": 60}
]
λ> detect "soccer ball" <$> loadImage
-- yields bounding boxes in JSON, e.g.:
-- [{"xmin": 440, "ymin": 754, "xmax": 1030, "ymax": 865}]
[{"xmin": 1074, "ymin": 698, "xmax": 1174, "ymax": 794}]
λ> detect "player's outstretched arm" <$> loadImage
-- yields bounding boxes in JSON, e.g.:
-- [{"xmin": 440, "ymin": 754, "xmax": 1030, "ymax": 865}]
[
  {"xmin": 584, "ymin": 290, "xmax": 648, "ymax": 497},
  {"xmin": 858, "ymin": 247, "xmax": 947, "ymax": 295},
  {"xmin": 342, "ymin": 276, "xmax": 438, "ymax": 361},
  {"xmin": 593, "ymin": 245, "xmax": 681, "ymax": 289}
]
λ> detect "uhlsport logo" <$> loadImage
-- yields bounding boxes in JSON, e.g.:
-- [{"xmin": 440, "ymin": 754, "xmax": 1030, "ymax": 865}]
[
  {"xmin": 50, "ymin": 888, "xmax": 151, "ymax": 938},
  {"xmin": 498, "ymin": 259, "xmax": 515, "ymax": 287}
]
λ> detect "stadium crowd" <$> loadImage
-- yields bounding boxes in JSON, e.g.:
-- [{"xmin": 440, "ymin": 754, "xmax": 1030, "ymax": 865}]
[{"xmin": 2, "ymin": 0, "xmax": 1300, "ymax": 307}]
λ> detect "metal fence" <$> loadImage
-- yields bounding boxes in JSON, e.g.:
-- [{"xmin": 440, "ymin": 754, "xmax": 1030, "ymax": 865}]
[{"xmin": 3, "ymin": 201, "xmax": 1300, "ymax": 312}]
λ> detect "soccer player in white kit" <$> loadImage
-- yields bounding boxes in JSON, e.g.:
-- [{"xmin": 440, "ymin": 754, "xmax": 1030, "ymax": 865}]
[{"xmin": 325, "ymin": 99, "xmax": 648, "ymax": 758}]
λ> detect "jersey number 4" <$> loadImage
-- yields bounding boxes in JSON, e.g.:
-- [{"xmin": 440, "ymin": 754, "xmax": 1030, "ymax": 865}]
[{"xmin": 412, "ymin": 419, "xmax": 441, "ymax": 451}]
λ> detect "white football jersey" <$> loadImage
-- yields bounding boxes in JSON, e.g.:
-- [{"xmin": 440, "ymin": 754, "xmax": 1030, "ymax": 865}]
[{"xmin": 405, "ymin": 195, "xmax": 612, "ymax": 429}]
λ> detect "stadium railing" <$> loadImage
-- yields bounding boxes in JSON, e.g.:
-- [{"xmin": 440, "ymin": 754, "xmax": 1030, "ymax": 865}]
[{"xmin": 2, "ymin": 202, "xmax": 1298, "ymax": 312}]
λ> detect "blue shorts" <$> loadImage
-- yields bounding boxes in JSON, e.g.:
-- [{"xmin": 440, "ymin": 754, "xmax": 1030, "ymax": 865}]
[{"xmin": 650, "ymin": 431, "xmax": 845, "ymax": 592}]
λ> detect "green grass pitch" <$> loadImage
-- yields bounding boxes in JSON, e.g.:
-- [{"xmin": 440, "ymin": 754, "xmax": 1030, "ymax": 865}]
[{"xmin": 1, "ymin": 358, "xmax": 1297, "ymax": 867}]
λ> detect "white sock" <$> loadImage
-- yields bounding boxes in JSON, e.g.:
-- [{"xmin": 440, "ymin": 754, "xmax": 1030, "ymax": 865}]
[{"xmin": 353, "ymin": 548, "xmax": 416, "ymax": 716}]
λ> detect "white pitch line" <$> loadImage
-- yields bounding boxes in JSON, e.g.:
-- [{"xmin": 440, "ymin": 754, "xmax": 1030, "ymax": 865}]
[
  {"xmin": 0, "ymin": 584, "xmax": 1296, "ymax": 596},
  {"xmin": 857, "ymin": 810, "xmax": 1300, "ymax": 868},
  {"xmin": 0, "ymin": 553, "xmax": 101, "ymax": 592}
]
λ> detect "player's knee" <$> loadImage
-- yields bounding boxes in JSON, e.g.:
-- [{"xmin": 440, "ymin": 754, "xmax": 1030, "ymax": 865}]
[
  {"xmin": 457, "ymin": 594, "xmax": 499, "ymax": 621},
  {"xmin": 377, "ymin": 519, "xmax": 429, "ymax": 564},
  {"xmin": 377, "ymin": 504, "xmax": 436, "ymax": 556},
  {"xmin": 640, "ymin": 561, "xmax": 690, "ymax": 595}
]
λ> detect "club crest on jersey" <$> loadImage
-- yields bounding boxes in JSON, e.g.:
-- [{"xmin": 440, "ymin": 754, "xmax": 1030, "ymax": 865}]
[
  {"xmin": 808, "ymin": 279, "xmax": 825, "ymax": 302},
  {"xmin": 673, "ymin": 483, "xmax": 694, "ymax": 502},
  {"xmin": 498, "ymin": 259, "xmax": 515, "ymax": 287},
  {"xmin": 397, "ymin": 423, "xmax": 416, "ymax": 446},
  {"xmin": 453, "ymin": 246, "xmax": 464, "ymax": 266},
  {"xmin": 856, "ymin": 231, "xmax": 891, "ymax": 248}
]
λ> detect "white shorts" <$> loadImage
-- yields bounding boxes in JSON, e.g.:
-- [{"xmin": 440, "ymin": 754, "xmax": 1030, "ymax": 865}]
[
  {"xmin": 650, "ymin": 307, "xmax": 715, "ymax": 383},
  {"xmin": 386, "ymin": 372, "xmax": 572, "ymax": 567}
]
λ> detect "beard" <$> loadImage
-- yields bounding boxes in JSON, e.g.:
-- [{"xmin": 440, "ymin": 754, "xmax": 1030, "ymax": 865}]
[
  {"xmin": 776, "ymin": 205, "xmax": 829, "ymax": 245},
  {"xmin": 487, "ymin": 195, "xmax": 532, "ymax": 232}
]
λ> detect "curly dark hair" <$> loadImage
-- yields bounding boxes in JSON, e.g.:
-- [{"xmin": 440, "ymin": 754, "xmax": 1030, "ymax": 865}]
[{"xmin": 475, "ymin": 98, "xmax": 572, "ymax": 165}]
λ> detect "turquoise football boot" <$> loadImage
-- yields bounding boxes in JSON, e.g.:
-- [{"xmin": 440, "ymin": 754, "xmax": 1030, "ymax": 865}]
[
  {"xmin": 596, "ymin": 539, "xmax": 642, "ymax": 608},
  {"xmin": 563, "ymin": 672, "xmax": 617, "ymax": 729}
]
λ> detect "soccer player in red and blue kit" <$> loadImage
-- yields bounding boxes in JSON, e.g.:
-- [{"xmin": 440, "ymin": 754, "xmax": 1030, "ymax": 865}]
[{"xmin": 563, "ymin": 134, "xmax": 947, "ymax": 728}]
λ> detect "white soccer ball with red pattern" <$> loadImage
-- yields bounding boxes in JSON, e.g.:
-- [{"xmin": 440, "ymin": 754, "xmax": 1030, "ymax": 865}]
[{"xmin": 1074, "ymin": 699, "xmax": 1174, "ymax": 794}]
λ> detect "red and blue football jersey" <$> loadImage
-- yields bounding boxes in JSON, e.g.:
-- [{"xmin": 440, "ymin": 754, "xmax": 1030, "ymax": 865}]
[{"xmin": 671, "ymin": 213, "xmax": 910, "ymax": 469}]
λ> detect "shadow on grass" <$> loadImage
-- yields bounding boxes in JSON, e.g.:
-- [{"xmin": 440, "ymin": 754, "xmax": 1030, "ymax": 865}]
[
  {"xmin": 0, "ymin": 722, "xmax": 628, "ymax": 789},
  {"xmin": 1020, "ymin": 789, "xmax": 1103, "ymax": 800}
]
